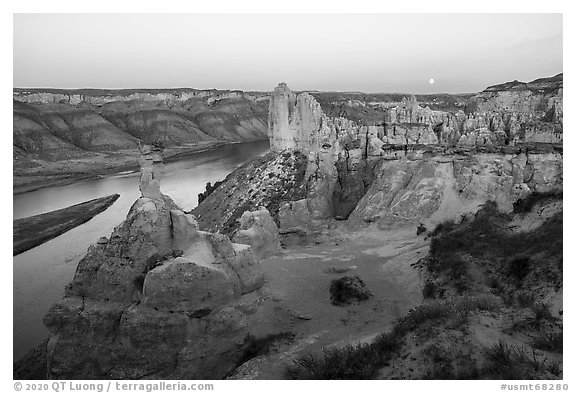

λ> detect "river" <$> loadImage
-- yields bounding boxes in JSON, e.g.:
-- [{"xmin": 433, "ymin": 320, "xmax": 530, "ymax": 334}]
[{"xmin": 13, "ymin": 140, "xmax": 270, "ymax": 361}]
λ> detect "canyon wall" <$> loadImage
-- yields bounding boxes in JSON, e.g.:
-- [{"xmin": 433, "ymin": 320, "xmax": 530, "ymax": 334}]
[{"xmin": 13, "ymin": 88, "xmax": 269, "ymax": 159}]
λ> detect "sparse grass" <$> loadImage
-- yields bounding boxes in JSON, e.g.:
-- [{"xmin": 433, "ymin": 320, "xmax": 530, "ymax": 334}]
[
  {"xmin": 422, "ymin": 345, "xmax": 480, "ymax": 379},
  {"xmin": 481, "ymin": 341, "xmax": 560, "ymax": 379},
  {"xmin": 394, "ymin": 296, "xmax": 498, "ymax": 335},
  {"xmin": 548, "ymin": 362, "xmax": 562, "ymax": 377},
  {"xmin": 508, "ymin": 256, "xmax": 531, "ymax": 282},
  {"xmin": 516, "ymin": 291, "xmax": 537, "ymax": 308},
  {"xmin": 509, "ymin": 315, "xmax": 530, "ymax": 333},
  {"xmin": 456, "ymin": 294, "xmax": 501, "ymax": 313},
  {"xmin": 533, "ymin": 331, "xmax": 563, "ymax": 353},
  {"xmin": 285, "ymin": 331, "xmax": 400, "ymax": 379},
  {"xmin": 507, "ymin": 301, "xmax": 555, "ymax": 333},
  {"xmin": 426, "ymin": 253, "xmax": 470, "ymax": 294},
  {"xmin": 286, "ymin": 296, "xmax": 502, "ymax": 379},
  {"xmin": 530, "ymin": 302, "xmax": 554, "ymax": 325},
  {"xmin": 394, "ymin": 301, "xmax": 453, "ymax": 334}
]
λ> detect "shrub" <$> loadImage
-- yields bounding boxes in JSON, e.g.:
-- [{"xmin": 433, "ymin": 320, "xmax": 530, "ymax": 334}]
[
  {"xmin": 513, "ymin": 191, "xmax": 562, "ymax": 214},
  {"xmin": 330, "ymin": 276, "xmax": 372, "ymax": 306},
  {"xmin": 548, "ymin": 362, "xmax": 562, "ymax": 376},
  {"xmin": 533, "ymin": 331, "xmax": 563, "ymax": 353},
  {"xmin": 422, "ymin": 281, "xmax": 437, "ymax": 299},
  {"xmin": 197, "ymin": 180, "xmax": 224, "ymax": 204},
  {"xmin": 430, "ymin": 219, "xmax": 456, "ymax": 237},
  {"xmin": 516, "ymin": 291, "xmax": 537, "ymax": 308},
  {"xmin": 508, "ymin": 256, "xmax": 531, "ymax": 282},
  {"xmin": 422, "ymin": 344, "xmax": 454, "ymax": 379},
  {"xmin": 416, "ymin": 223, "xmax": 427, "ymax": 236},
  {"xmin": 486, "ymin": 275, "xmax": 501, "ymax": 289},
  {"xmin": 530, "ymin": 302, "xmax": 554, "ymax": 324}
]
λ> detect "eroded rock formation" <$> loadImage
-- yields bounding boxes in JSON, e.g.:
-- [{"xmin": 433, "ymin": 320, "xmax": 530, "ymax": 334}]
[
  {"xmin": 267, "ymin": 77, "xmax": 562, "ymax": 227},
  {"xmin": 42, "ymin": 151, "xmax": 266, "ymax": 379},
  {"xmin": 347, "ymin": 149, "xmax": 562, "ymax": 229},
  {"xmin": 232, "ymin": 207, "xmax": 281, "ymax": 259}
]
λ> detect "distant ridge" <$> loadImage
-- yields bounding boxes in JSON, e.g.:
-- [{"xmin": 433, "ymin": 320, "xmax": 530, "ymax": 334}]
[{"xmin": 485, "ymin": 73, "xmax": 563, "ymax": 93}]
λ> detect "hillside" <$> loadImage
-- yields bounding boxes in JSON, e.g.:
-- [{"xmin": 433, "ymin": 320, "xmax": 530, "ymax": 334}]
[{"xmin": 13, "ymin": 88, "xmax": 270, "ymax": 192}]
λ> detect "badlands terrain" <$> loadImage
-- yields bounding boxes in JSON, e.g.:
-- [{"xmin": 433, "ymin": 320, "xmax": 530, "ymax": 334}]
[
  {"xmin": 13, "ymin": 88, "xmax": 270, "ymax": 192},
  {"xmin": 14, "ymin": 74, "xmax": 563, "ymax": 379}
]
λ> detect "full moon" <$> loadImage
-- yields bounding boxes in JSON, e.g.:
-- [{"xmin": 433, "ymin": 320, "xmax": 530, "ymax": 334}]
[{"xmin": 429, "ymin": 78, "xmax": 435, "ymax": 84}]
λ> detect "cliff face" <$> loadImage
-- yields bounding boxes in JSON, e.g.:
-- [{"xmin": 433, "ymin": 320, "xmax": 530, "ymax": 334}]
[
  {"xmin": 13, "ymin": 88, "xmax": 269, "ymax": 158},
  {"xmin": 266, "ymin": 76, "xmax": 562, "ymax": 226},
  {"xmin": 347, "ymin": 149, "xmax": 562, "ymax": 229},
  {"xmin": 42, "ymin": 152, "xmax": 273, "ymax": 379}
]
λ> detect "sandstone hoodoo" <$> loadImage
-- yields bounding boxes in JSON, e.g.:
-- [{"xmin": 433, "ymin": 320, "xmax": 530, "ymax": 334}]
[{"xmin": 41, "ymin": 147, "xmax": 269, "ymax": 379}]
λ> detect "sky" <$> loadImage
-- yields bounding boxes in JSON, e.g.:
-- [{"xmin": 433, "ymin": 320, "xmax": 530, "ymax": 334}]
[{"xmin": 13, "ymin": 13, "xmax": 562, "ymax": 93}]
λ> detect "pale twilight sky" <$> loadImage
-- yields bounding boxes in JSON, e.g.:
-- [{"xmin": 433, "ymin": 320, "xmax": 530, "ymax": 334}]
[{"xmin": 13, "ymin": 14, "xmax": 562, "ymax": 93}]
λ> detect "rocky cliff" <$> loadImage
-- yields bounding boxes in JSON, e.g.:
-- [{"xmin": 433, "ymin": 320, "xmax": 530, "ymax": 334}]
[
  {"xmin": 265, "ymin": 76, "xmax": 562, "ymax": 227},
  {"xmin": 41, "ymin": 150, "xmax": 279, "ymax": 379},
  {"xmin": 194, "ymin": 76, "xmax": 562, "ymax": 237},
  {"xmin": 13, "ymin": 88, "xmax": 269, "ymax": 158}
]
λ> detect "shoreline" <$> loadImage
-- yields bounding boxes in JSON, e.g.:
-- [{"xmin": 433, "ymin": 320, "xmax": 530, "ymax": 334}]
[
  {"xmin": 13, "ymin": 194, "xmax": 120, "ymax": 256},
  {"xmin": 13, "ymin": 139, "xmax": 268, "ymax": 195}
]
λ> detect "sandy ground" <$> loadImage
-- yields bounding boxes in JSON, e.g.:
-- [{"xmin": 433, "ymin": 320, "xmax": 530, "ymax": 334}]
[{"xmin": 231, "ymin": 225, "xmax": 427, "ymax": 379}]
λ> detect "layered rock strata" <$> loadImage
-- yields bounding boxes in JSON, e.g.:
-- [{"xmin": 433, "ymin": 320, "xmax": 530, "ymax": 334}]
[{"xmin": 13, "ymin": 88, "xmax": 269, "ymax": 159}]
